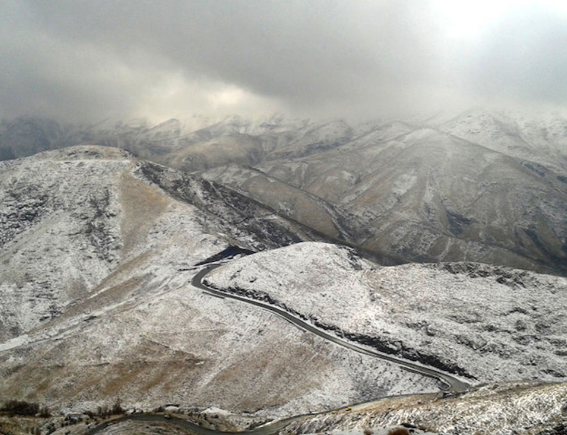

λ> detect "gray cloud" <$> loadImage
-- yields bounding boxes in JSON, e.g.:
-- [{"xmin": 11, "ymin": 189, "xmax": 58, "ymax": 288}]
[
  {"xmin": 1, "ymin": 0, "xmax": 566, "ymax": 122},
  {"xmin": 472, "ymin": 6, "xmax": 567, "ymax": 104}
]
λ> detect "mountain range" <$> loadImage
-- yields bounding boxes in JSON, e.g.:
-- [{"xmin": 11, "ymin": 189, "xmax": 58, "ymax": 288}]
[
  {"xmin": 2, "ymin": 109, "xmax": 566, "ymax": 275},
  {"xmin": 0, "ymin": 109, "xmax": 566, "ymax": 435}
]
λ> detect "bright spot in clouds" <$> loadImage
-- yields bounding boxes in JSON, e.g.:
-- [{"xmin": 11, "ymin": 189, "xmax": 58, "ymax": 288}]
[
  {"xmin": 1, "ymin": 0, "xmax": 567, "ymax": 121},
  {"xmin": 434, "ymin": 0, "xmax": 567, "ymax": 39},
  {"xmin": 208, "ymin": 87, "xmax": 247, "ymax": 109},
  {"xmin": 133, "ymin": 72, "xmax": 276, "ymax": 124}
]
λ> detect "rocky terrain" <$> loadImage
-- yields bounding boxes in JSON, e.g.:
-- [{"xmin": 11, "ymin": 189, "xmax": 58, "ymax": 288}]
[
  {"xmin": 285, "ymin": 381, "xmax": 567, "ymax": 435},
  {"xmin": 200, "ymin": 164, "xmax": 352, "ymax": 242}
]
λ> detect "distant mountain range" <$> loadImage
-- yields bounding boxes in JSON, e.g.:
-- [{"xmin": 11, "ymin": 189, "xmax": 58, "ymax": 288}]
[{"xmin": 3, "ymin": 109, "xmax": 565, "ymax": 275}]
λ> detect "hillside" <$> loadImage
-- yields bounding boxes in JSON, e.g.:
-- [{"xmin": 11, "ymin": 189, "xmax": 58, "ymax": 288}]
[
  {"xmin": 254, "ymin": 127, "xmax": 567, "ymax": 276},
  {"xmin": 200, "ymin": 164, "xmax": 351, "ymax": 241},
  {"xmin": 2, "ymin": 110, "xmax": 567, "ymax": 276},
  {"xmin": 205, "ymin": 242, "xmax": 567, "ymax": 384},
  {"xmin": 0, "ymin": 147, "xmax": 439, "ymax": 419},
  {"xmin": 285, "ymin": 381, "xmax": 567, "ymax": 435},
  {"xmin": 0, "ymin": 145, "xmax": 313, "ymax": 342}
]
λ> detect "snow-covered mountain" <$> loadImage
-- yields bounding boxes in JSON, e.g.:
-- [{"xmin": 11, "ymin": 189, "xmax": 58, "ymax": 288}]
[
  {"xmin": 0, "ymin": 145, "xmax": 317, "ymax": 341},
  {"xmin": 288, "ymin": 127, "xmax": 566, "ymax": 275},
  {"xmin": 205, "ymin": 242, "xmax": 567, "ymax": 385},
  {"xmin": 0, "ymin": 146, "xmax": 565, "ymax": 434},
  {"xmin": 226, "ymin": 112, "xmax": 567, "ymax": 276},
  {"xmin": 0, "ymin": 147, "xmax": 439, "ymax": 418},
  {"xmin": 2, "ymin": 110, "xmax": 567, "ymax": 277},
  {"xmin": 200, "ymin": 164, "xmax": 354, "ymax": 242},
  {"xmin": 0, "ymin": 117, "xmax": 64, "ymax": 159},
  {"xmin": 439, "ymin": 108, "xmax": 567, "ymax": 174}
]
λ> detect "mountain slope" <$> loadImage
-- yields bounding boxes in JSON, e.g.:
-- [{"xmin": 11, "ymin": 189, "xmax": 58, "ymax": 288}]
[
  {"xmin": 2, "ymin": 110, "xmax": 567, "ymax": 276},
  {"xmin": 256, "ymin": 128, "xmax": 567, "ymax": 275},
  {"xmin": 439, "ymin": 108, "xmax": 567, "ymax": 174},
  {"xmin": 201, "ymin": 164, "xmax": 353, "ymax": 241},
  {"xmin": 0, "ymin": 146, "xmax": 439, "ymax": 418},
  {"xmin": 0, "ymin": 146, "xmax": 314, "ymax": 342},
  {"xmin": 205, "ymin": 242, "xmax": 567, "ymax": 384}
]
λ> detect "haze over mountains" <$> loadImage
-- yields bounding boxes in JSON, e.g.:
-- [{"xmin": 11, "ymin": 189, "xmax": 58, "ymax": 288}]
[{"xmin": 2, "ymin": 108, "xmax": 567, "ymax": 276}]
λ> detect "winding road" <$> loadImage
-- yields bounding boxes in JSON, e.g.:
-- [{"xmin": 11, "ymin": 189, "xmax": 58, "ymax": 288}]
[
  {"xmin": 193, "ymin": 264, "xmax": 471, "ymax": 392},
  {"xmin": 88, "ymin": 260, "xmax": 471, "ymax": 435},
  {"xmin": 87, "ymin": 413, "xmax": 296, "ymax": 435}
]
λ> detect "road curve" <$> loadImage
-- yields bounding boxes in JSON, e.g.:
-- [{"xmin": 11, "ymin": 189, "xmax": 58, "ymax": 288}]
[
  {"xmin": 87, "ymin": 262, "xmax": 470, "ymax": 435},
  {"xmin": 193, "ymin": 264, "xmax": 471, "ymax": 392},
  {"xmin": 87, "ymin": 413, "xmax": 296, "ymax": 435}
]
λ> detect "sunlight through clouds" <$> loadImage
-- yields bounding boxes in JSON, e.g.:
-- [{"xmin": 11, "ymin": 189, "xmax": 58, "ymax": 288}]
[{"xmin": 433, "ymin": 0, "xmax": 567, "ymax": 39}]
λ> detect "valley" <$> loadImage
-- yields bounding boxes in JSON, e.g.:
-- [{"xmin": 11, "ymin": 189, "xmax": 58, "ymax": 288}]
[
  {"xmin": 0, "ymin": 110, "xmax": 566, "ymax": 435},
  {"xmin": 3, "ymin": 2, "xmax": 567, "ymax": 433}
]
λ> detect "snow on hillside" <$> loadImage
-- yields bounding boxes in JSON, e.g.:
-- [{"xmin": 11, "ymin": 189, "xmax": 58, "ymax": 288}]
[
  {"xmin": 0, "ymin": 147, "xmax": 439, "ymax": 419},
  {"xmin": 257, "ymin": 125, "xmax": 567, "ymax": 276},
  {"xmin": 286, "ymin": 381, "xmax": 567, "ymax": 435},
  {"xmin": 205, "ymin": 242, "xmax": 567, "ymax": 384},
  {"xmin": 439, "ymin": 108, "xmax": 567, "ymax": 174},
  {"xmin": 0, "ymin": 145, "xmax": 310, "ymax": 343},
  {"xmin": 0, "ymin": 147, "xmax": 132, "ymax": 341}
]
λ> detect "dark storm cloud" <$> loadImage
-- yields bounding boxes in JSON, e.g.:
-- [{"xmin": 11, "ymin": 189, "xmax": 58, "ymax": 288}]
[{"xmin": 1, "ymin": 0, "xmax": 566, "ymax": 122}]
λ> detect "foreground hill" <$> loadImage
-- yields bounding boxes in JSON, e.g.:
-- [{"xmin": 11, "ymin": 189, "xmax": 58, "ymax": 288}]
[
  {"xmin": 0, "ymin": 146, "xmax": 312, "ymax": 342},
  {"xmin": 205, "ymin": 242, "xmax": 567, "ymax": 384},
  {"xmin": 284, "ymin": 381, "xmax": 567, "ymax": 435},
  {"xmin": 0, "ymin": 147, "xmax": 439, "ymax": 419}
]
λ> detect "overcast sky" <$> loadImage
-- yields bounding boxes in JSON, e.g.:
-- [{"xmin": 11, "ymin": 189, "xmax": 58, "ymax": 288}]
[{"xmin": 1, "ymin": 0, "xmax": 567, "ymax": 123}]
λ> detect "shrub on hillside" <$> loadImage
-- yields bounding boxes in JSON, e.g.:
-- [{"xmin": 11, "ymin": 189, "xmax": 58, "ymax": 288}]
[
  {"xmin": 1, "ymin": 400, "xmax": 40, "ymax": 416},
  {"xmin": 111, "ymin": 399, "xmax": 124, "ymax": 415}
]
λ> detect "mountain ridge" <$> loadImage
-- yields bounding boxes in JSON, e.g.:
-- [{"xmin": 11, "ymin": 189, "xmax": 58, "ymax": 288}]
[{"xmin": 1, "ymin": 110, "xmax": 567, "ymax": 276}]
